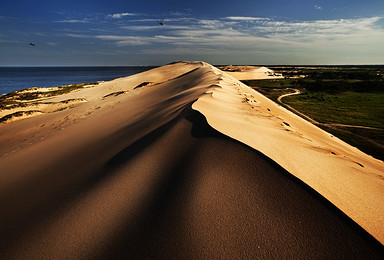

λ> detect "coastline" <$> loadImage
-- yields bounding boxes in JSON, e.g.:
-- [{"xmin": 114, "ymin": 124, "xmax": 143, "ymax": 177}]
[{"xmin": 0, "ymin": 66, "xmax": 156, "ymax": 95}]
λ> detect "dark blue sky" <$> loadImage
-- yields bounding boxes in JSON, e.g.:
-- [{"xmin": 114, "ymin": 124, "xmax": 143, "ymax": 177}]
[{"xmin": 1, "ymin": 0, "xmax": 384, "ymax": 65}]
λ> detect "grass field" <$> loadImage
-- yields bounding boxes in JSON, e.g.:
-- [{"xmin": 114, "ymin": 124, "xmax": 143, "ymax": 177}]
[
  {"xmin": 257, "ymin": 88, "xmax": 294, "ymax": 103},
  {"xmin": 284, "ymin": 91, "xmax": 384, "ymax": 128},
  {"xmin": 242, "ymin": 79, "xmax": 294, "ymax": 89}
]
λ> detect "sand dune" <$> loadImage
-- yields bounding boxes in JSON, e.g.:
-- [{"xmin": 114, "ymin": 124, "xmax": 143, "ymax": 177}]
[
  {"xmin": 0, "ymin": 62, "xmax": 383, "ymax": 258},
  {"xmin": 219, "ymin": 65, "xmax": 283, "ymax": 80},
  {"xmin": 193, "ymin": 63, "xmax": 384, "ymax": 242}
]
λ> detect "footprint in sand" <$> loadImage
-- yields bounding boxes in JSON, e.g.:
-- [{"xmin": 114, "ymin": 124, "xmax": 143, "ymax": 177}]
[
  {"xmin": 283, "ymin": 122, "xmax": 290, "ymax": 127},
  {"xmin": 355, "ymin": 162, "xmax": 364, "ymax": 168}
]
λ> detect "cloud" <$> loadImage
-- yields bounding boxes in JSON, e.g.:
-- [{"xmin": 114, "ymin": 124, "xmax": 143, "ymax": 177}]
[
  {"xmin": 94, "ymin": 35, "xmax": 149, "ymax": 46},
  {"xmin": 129, "ymin": 17, "xmax": 195, "ymax": 23},
  {"xmin": 253, "ymin": 17, "xmax": 384, "ymax": 43},
  {"xmin": 54, "ymin": 19, "xmax": 90, "ymax": 23},
  {"xmin": 226, "ymin": 16, "xmax": 270, "ymax": 21},
  {"xmin": 62, "ymin": 33, "xmax": 89, "ymax": 38},
  {"xmin": 61, "ymin": 15, "xmax": 384, "ymax": 62},
  {"xmin": 122, "ymin": 25, "xmax": 190, "ymax": 31},
  {"xmin": 314, "ymin": 5, "xmax": 322, "ymax": 10},
  {"xmin": 114, "ymin": 40, "xmax": 148, "ymax": 46},
  {"xmin": 63, "ymin": 33, "xmax": 150, "ymax": 46},
  {"xmin": 108, "ymin": 12, "xmax": 136, "ymax": 19},
  {"xmin": 171, "ymin": 28, "xmax": 245, "ymax": 38}
]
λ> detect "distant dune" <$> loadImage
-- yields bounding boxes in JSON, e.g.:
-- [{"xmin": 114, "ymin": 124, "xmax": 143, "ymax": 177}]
[
  {"xmin": 0, "ymin": 61, "xmax": 383, "ymax": 258},
  {"xmin": 219, "ymin": 65, "xmax": 283, "ymax": 80}
]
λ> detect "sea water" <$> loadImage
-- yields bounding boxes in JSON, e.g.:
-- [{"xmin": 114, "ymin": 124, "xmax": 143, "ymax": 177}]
[{"xmin": 0, "ymin": 66, "xmax": 156, "ymax": 95}]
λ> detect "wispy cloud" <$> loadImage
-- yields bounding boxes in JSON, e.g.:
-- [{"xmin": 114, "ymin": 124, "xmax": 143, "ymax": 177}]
[
  {"xmin": 122, "ymin": 25, "xmax": 190, "ymax": 31},
  {"xmin": 67, "ymin": 35, "xmax": 150, "ymax": 46},
  {"xmin": 253, "ymin": 17, "xmax": 384, "ymax": 45},
  {"xmin": 314, "ymin": 5, "xmax": 322, "ymax": 10},
  {"xmin": 226, "ymin": 16, "xmax": 271, "ymax": 21},
  {"xmin": 129, "ymin": 17, "xmax": 195, "ymax": 23},
  {"xmin": 62, "ymin": 33, "xmax": 89, "ymax": 38},
  {"xmin": 108, "ymin": 12, "xmax": 136, "ymax": 19},
  {"xmin": 54, "ymin": 19, "xmax": 90, "ymax": 23},
  {"xmin": 61, "ymin": 15, "xmax": 384, "ymax": 64}
]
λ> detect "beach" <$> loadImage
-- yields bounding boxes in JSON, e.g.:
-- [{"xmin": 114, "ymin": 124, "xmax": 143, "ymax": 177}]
[{"xmin": 0, "ymin": 61, "xmax": 383, "ymax": 258}]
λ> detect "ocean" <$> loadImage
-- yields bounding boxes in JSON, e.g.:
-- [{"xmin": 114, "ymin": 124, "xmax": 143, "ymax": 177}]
[{"xmin": 0, "ymin": 66, "xmax": 156, "ymax": 95}]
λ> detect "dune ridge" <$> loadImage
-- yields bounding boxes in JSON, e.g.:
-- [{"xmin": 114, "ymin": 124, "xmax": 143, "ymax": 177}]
[{"xmin": 0, "ymin": 61, "xmax": 383, "ymax": 258}]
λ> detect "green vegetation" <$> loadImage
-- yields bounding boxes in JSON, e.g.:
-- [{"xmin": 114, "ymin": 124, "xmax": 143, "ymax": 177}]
[
  {"xmin": 280, "ymin": 67, "xmax": 384, "ymax": 81},
  {"xmin": 242, "ymin": 79, "xmax": 298, "ymax": 102},
  {"xmin": 134, "ymin": 81, "xmax": 152, "ymax": 89},
  {"xmin": 292, "ymin": 79, "xmax": 384, "ymax": 93},
  {"xmin": 284, "ymin": 91, "xmax": 384, "ymax": 128},
  {"xmin": 257, "ymin": 88, "xmax": 294, "ymax": 103},
  {"xmin": 0, "ymin": 82, "xmax": 98, "ymax": 109},
  {"xmin": 0, "ymin": 110, "xmax": 41, "ymax": 123},
  {"xmin": 45, "ymin": 83, "xmax": 95, "ymax": 97},
  {"xmin": 103, "ymin": 91, "xmax": 125, "ymax": 98},
  {"xmin": 241, "ymin": 66, "xmax": 384, "ymax": 160},
  {"xmin": 242, "ymin": 79, "xmax": 294, "ymax": 89},
  {"xmin": 0, "ymin": 100, "xmax": 29, "ymax": 110}
]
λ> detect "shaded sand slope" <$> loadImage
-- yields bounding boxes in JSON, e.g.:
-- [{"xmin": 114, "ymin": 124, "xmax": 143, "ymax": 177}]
[{"xmin": 0, "ymin": 62, "xmax": 383, "ymax": 258}]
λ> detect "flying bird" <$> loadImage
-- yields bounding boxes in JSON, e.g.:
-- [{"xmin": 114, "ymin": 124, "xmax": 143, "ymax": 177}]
[
  {"xmin": 157, "ymin": 19, "xmax": 164, "ymax": 26},
  {"xmin": 29, "ymin": 43, "xmax": 35, "ymax": 47}
]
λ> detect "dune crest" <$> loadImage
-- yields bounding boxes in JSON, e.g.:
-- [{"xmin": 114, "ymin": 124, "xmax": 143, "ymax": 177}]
[{"xmin": 0, "ymin": 61, "xmax": 383, "ymax": 258}]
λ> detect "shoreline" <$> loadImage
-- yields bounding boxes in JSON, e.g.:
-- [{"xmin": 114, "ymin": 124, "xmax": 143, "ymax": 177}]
[{"xmin": 0, "ymin": 66, "xmax": 157, "ymax": 96}]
